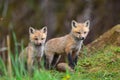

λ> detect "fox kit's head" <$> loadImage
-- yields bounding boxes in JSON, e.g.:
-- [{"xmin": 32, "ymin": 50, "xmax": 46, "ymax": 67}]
[
  {"xmin": 71, "ymin": 20, "xmax": 90, "ymax": 40},
  {"xmin": 29, "ymin": 26, "xmax": 47, "ymax": 46}
]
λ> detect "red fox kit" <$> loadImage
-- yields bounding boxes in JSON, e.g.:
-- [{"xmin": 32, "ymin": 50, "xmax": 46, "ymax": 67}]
[
  {"xmin": 19, "ymin": 26, "xmax": 47, "ymax": 72},
  {"xmin": 45, "ymin": 20, "xmax": 90, "ymax": 71}
]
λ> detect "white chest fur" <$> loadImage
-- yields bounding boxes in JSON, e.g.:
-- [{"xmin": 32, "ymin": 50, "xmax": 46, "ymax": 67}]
[
  {"xmin": 33, "ymin": 45, "xmax": 44, "ymax": 58},
  {"xmin": 75, "ymin": 40, "xmax": 83, "ymax": 55}
]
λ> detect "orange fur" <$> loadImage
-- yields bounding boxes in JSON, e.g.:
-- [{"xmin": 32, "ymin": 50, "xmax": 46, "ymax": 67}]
[
  {"xmin": 19, "ymin": 26, "xmax": 47, "ymax": 73},
  {"xmin": 45, "ymin": 20, "xmax": 90, "ymax": 71}
]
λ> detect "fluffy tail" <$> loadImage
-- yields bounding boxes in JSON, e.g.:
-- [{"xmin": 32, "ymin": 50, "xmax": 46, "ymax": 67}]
[{"xmin": 56, "ymin": 63, "xmax": 75, "ymax": 72}]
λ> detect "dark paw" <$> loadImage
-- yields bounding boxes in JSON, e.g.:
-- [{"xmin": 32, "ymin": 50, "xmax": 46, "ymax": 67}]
[{"xmin": 69, "ymin": 64, "xmax": 75, "ymax": 69}]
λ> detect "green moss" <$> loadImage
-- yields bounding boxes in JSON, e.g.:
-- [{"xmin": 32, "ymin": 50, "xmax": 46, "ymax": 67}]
[{"xmin": 1, "ymin": 26, "xmax": 120, "ymax": 80}]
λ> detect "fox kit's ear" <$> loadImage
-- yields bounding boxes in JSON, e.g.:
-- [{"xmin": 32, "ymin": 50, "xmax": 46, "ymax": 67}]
[
  {"xmin": 71, "ymin": 20, "xmax": 78, "ymax": 28},
  {"xmin": 29, "ymin": 27, "xmax": 35, "ymax": 34},
  {"xmin": 41, "ymin": 26, "xmax": 47, "ymax": 34},
  {"xmin": 84, "ymin": 20, "xmax": 90, "ymax": 28}
]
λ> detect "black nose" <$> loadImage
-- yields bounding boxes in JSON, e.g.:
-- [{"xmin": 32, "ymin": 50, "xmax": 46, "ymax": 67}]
[
  {"xmin": 81, "ymin": 37, "xmax": 85, "ymax": 40},
  {"xmin": 39, "ymin": 43, "xmax": 42, "ymax": 46},
  {"xmin": 36, "ymin": 43, "xmax": 42, "ymax": 46}
]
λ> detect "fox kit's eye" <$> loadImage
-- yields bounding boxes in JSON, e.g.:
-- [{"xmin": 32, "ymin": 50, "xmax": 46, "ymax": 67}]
[
  {"xmin": 34, "ymin": 38, "xmax": 38, "ymax": 40},
  {"xmin": 41, "ymin": 38, "xmax": 44, "ymax": 40},
  {"xmin": 77, "ymin": 32, "xmax": 81, "ymax": 34},
  {"xmin": 84, "ymin": 32, "xmax": 87, "ymax": 34}
]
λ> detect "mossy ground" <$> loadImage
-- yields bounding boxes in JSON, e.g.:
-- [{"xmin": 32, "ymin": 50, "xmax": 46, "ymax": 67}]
[{"xmin": 0, "ymin": 45, "xmax": 120, "ymax": 80}]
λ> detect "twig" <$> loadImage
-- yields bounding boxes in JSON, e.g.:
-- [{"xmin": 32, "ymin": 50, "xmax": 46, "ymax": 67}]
[
  {"xmin": 7, "ymin": 35, "xmax": 12, "ymax": 77},
  {"xmin": 2, "ymin": 38, "xmax": 6, "ymax": 63}
]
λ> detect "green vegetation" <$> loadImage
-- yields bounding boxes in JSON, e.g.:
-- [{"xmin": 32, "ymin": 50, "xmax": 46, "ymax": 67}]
[
  {"xmin": 0, "ymin": 32, "xmax": 120, "ymax": 80},
  {"xmin": 0, "ymin": 43, "xmax": 120, "ymax": 80}
]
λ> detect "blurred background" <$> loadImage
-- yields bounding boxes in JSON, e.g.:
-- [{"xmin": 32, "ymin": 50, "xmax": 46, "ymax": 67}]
[{"xmin": 0, "ymin": 0, "xmax": 120, "ymax": 49}]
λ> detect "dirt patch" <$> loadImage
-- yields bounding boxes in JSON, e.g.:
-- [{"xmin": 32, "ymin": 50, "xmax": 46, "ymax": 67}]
[{"xmin": 86, "ymin": 25, "xmax": 120, "ymax": 52}]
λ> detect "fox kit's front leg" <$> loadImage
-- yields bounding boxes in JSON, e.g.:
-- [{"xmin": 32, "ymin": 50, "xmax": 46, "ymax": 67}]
[
  {"xmin": 73, "ymin": 55, "xmax": 78, "ymax": 65},
  {"xmin": 27, "ymin": 55, "xmax": 33, "ymax": 73},
  {"xmin": 65, "ymin": 46, "xmax": 75, "ymax": 69},
  {"xmin": 68, "ymin": 52, "xmax": 75, "ymax": 69}
]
